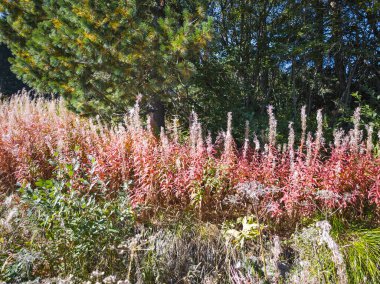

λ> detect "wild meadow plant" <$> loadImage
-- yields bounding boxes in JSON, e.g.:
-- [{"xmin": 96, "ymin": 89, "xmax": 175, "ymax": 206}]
[
  {"xmin": 1, "ymin": 92, "xmax": 380, "ymax": 282},
  {"xmin": 0, "ymin": 91, "xmax": 379, "ymax": 226}
]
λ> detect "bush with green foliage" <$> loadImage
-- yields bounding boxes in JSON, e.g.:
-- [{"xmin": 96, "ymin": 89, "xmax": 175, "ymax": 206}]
[{"xmin": 1, "ymin": 163, "xmax": 135, "ymax": 282}]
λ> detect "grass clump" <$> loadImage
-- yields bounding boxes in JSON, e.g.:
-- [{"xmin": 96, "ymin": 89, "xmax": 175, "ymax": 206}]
[{"xmin": 342, "ymin": 228, "xmax": 380, "ymax": 283}]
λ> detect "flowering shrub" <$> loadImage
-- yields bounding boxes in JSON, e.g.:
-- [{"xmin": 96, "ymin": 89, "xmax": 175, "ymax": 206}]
[{"xmin": 0, "ymin": 92, "xmax": 379, "ymax": 224}]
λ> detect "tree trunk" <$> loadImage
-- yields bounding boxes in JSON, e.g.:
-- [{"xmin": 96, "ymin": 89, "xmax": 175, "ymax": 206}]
[
  {"xmin": 313, "ymin": 0, "xmax": 324, "ymax": 75},
  {"xmin": 291, "ymin": 57, "xmax": 298, "ymax": 121},
  {"xmin": 147, "ymin": 1, "xmax": 166, "ymax": 134},
  {"xmin": 309, "ymin": 0, "xmax": 325, "ymax": 114},
  {"xmin": 330, "ymin": 0, "xmax": 346, "ymax": 105},
  {"xmin": 342, "ymin": 59, "xmax": 358, "ymax": 106},
  {"xmin": 149, "ymin": 96, "xmax": 165, "ymax": 134}
]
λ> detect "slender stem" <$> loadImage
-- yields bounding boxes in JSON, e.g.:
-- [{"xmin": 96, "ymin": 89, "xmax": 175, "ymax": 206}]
[{"xmin": 255, "ymin": 205, "xmax": 267, "ymax": 280}]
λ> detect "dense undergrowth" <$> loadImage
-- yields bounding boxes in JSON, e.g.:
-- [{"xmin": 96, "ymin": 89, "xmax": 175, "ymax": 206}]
[{"xmin": 1, "ymin": 92, "xmax": 380, "ymax": 283}]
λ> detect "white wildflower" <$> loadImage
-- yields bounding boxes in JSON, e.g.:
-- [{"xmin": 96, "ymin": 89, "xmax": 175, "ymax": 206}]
[
  {"xmin": 103, "ymin": 275, "xmax": 117, "ymax": 283},
  {"xmin": 316, "ymin": 221, "xmax": 348, "ymax": 284}
]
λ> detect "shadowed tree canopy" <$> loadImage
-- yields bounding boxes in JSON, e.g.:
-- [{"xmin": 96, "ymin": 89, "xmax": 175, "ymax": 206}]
[
  {"xmin": 0, "ymin": 43, "xmax": 26, "ymax": 95},
  {"xmin": 192, "ymin": 0, "xmax": 379, "ymax": 136}
]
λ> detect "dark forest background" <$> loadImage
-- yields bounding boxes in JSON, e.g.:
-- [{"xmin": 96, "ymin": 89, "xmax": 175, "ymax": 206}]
[{"xmin": 0, "ymin": 0, "xmax": 378, "ymax": 138}]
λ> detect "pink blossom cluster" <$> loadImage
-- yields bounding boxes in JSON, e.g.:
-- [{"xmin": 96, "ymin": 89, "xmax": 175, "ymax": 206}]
[{"xmin": 0, "ymin": 93, "xmax": 379, "ymax": 222}]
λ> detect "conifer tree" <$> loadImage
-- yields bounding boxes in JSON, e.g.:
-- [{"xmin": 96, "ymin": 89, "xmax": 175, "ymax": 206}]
[{"xmin": 0, "ymin": 0, "xmax": 212, "ymax": 128}]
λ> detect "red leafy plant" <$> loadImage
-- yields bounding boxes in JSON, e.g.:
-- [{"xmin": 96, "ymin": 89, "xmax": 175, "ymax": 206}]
[{"xmin": 0, "ymin": 91, "xmax": 379, "ymax": 224}]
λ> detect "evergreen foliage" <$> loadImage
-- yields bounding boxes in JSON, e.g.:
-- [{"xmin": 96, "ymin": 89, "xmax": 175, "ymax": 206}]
[{"xmin": 0, "ymin": 0, "xmax": 212, "ymax": 124}]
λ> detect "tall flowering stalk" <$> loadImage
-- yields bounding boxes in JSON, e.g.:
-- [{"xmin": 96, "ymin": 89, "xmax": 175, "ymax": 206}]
[
  {"xmin": 288, "ymin": 122, "xmax": 295, "ymax": 174},
  {"xmin": 0, "ymin": 93, "xmax": 379, "ymax": 225},
  {"xmin": 300, "ymin": 106, "xmax": 307, "ymax": 150}
]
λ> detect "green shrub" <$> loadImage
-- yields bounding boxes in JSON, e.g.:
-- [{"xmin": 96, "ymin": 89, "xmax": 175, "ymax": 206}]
[
  {"xmin": 19, "ymin": 178, "xmax": 134, "ymax": 280},
  {"xmin": 0, "ymin": 159, "xmax": 135, "ymax": 282}
]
